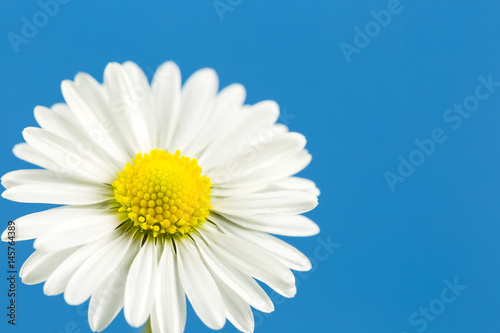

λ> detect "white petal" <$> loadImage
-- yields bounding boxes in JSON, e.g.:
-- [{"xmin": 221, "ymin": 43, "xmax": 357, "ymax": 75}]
[
  {"xmin": 34, "ymin": 214, "xmax": 121, "ymax": 252},
  {"xmin": 62, "ymin": 73, "xmax": 131, "ymax": 164},
  {"xmin": 211, "ymin": 183, "xmax": 267, "ymax": 198},
  {"xmin": 212, "ymin": 190, "xmax": 318, "ymax": 216},
  {"xmin": 207, "ymin": 132, "xmax": 305, "ymax": 178},
  {"xmin": 200, "ymin": 224, "xmax": 296, "ymax": 298},
  {"xmin": 213, "ymin": 212, "xmax": 320, "ymax": 237},
  {"xmin": 88, "ymin": 238, "xmax": 141, "ymax": 332},
  {"xmin": 22, "ymin": 127, "xmax": 115, "ymax": 183},
  {"xmin": 176, "ymin": 237, "xmax": 226, "ymax": 330},
  {"xmin": 34, "ymin": 106, "xmax": 83, "ymax": 142},
  {"xmin": 188, "ymin": 83, "xmax": 246, "ymax": 157},
  {"xmin": 124, "ymin": 237, "xmax": 159, "ymax": 327},
  {"xmin": 1, "ymin": 169, "xmax": 99, "ymax": 189},
  {"xmin": 50, "ymin": 103, "xmax": 80, "ymax": 125},
  {"xmin": 2, "ymin": 182, "xmax": 111, "ymax": 205},
  {"xmin": 192, "ymin": 233, "xmax": 274, "ymax": 313},
  {"xmin": 199, "ymin": 101, "xmax": 279, "ymax": 170},
  {"xmin": 216, "ymin": 150, "xmax": 312, "ymax": 188},
  {"xmin": 216, "ymin": 221, "xmax": 312, "ymax": 271},
  {"xmin": 208, "ymin": 133, "xmax": 306, "ymax": 192},
  {"xmin": 20, "ymin": 248, "xmax": 77, "ymax": 285},
  {"xmin": 44, "ymin": 232, "xmax": 119, "ymax": 296},
  {"xmin": 150, "ymin": 239, "xmax": 187, "ymax": 333},
  {"xmin": 123, "ymin": 61, "xmax": 156, "ymax": 149},
  {"xmin": 213, "ymin": 275, "xmax": 254, "ymax": 333},
  {"xmin": 64, "ymin": 232, "xmax": 134, "ymax": 305},
  {"xmin": 169, "ymin": 68, "xmax": 219, "ymax": 152},
  {"xmin": 265, "ymin": 177, "xmax": 320, "ymax": 197},
  {"xmin": 35, "ymin": 102, "xmax": 123, "ymax": 174},
  {"xmin": 152, "ymin": 61, "xmax": 182, "ymax": 150},
  {"xmin": 1, "ymin": 205, "xmax": 113, "ymax": 242},
  {"xmin": 104, "ymin": 62, "xmax": 152, "ymax": 154},
  {"xmin": 123, "ymin": 61, "xmax": 150, "ymax": 86},
  {"xmin": 12, "ymin": 143, "xmax": 58, "ymax": 170}
]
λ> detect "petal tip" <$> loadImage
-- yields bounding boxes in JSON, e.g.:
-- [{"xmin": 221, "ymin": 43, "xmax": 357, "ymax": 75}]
[{"xmin": 1, "ymin": 228, "xmax": 9, "ymax": 242}]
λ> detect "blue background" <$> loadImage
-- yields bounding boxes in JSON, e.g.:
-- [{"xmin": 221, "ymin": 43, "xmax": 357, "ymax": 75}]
[{"xmin": 1, "ymin": 1, "xmax": 500, "ymax": 332}]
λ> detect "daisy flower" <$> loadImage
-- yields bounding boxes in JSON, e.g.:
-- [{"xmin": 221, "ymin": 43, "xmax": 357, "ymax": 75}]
[{"xmin": 1, "ymin": 61, "xmax": 320, "ymax": 333}]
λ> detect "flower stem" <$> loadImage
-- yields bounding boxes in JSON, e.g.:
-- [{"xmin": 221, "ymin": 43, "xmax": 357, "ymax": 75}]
[{"xmin": 143, "ymin": 319, "xmax": 152, "ymax": 333}]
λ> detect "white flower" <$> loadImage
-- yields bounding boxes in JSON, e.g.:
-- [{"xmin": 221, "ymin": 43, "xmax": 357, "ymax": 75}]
[{"xmin": 1, "ymin": 61, "xmax": 320, "ymax": 333}]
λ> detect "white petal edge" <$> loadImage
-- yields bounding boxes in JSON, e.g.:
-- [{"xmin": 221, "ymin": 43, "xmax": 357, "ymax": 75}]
[
  {"xmin": 1, "ymin": 169, "xmax": 101, "ymax": 190},
  {"xmin": 103, "ymin": 62, "xmax": 152, "ymax": 154},
  {"xmin": 213, "ymin": 212, "xmax": 320, "ymax": 237},
  {"xmin": 34, "ymin": 105, "xmax": 84, "ymax": 142},
  {"xmin": 192, "ymin": 232, "xmax": 274, "ymax": 313},
  {"xmin": 212, "ymin": 190, "xmax": 318, "ymax": 216},
  {"xmin": 1, "ymin": 205, "xmax": 114, "ymax": 242},
  {"xmin": 213, "ymin": 274, "xmax": 255, "ymax": 333},
  {"xmin": 200, "ymin": 224, "xmax": 296, "ymax": 298},
  {"xmin": 2, "ymin": 182, "xmax": 111, "ymax": 205},
  {"xmin": 187, "ymin": 83, "xmax": 246, "ymax": 157},
  {"xmin": 22, "ymin": 127, "xmax": 115, "ymax": 183},
  {"xmin": 88, "ymin": 237, "xmax": 141, "ymax": 332},
  {"xmin": 20, "ymin": 248, "xmax": 78, "ymax": 285},
  {"xmin": 44, "ymin": 231, "xmax": 120, "ymax": 296},
  {"xmin": 34, "ymin": 214, "xmax": 122, "ymax": 252},
  {"xmin": 207, "ymin": 132, "xmax": 306, "ymax": 178},
  {"xmin": 169, "ymin": 68, "xmax": 218, "ymax": 153},
  {"xmin": 152, "ymin": 61, "xmax": 182, "ymax": 150},
  {"xmin": 12, "ymin": 143, "xmax": 63, "ymax": 172},
  {"xmin": 123, "ymin": 61, "xmax": 156, "ymax": 150},
  {"xmin": 64, "ymin": 232, "xmax": 135, "ymax": 305},
  {"xmin": 124, "ymin": 236, "xmax": 159, "ymax": 327},
  {"xmin": 199, "ymin": 101, "xmax": 279, "ymax": 170},
  {"xmin": 176, "ymin": 237, "xmax": 226, "ymax": 330},
  {"xmin": 150, "ymin": 239, "xmax": 187, "ymax": 333},
  {"xmin": 215, "ymin": 150, "xmax": 312, "ymax": 189},
  {"xmin": 69, "ymin": 72, "xmax": 132, "ymax": 164},
  {"xmin": 216, "ymin": 220, "xmax": 312, "ymax": 271}
]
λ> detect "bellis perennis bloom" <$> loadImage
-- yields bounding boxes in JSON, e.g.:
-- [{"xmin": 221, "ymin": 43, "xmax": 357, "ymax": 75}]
[{"xmin": 1, "ymin": 61, "xmax": 320, "ymax": 333}]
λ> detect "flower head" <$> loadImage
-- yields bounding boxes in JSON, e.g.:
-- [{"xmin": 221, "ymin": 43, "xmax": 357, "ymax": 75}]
[{"xmin": 1, "ymin": 61, "xmax": 319, "ymax": 333}]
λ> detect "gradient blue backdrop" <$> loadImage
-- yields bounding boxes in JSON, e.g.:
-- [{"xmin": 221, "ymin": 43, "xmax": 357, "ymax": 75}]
[{"xmin": 1, "ymin": 1, "xmax": 500, "ymax": 332}]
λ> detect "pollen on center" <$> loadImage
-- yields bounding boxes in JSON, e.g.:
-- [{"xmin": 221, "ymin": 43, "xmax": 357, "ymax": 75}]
[{"xmin": 112, "ymin": 149, "xmax": 212, "ymax": 237}]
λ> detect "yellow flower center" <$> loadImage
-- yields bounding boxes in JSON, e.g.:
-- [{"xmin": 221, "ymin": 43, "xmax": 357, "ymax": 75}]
[{"xmin": 112, "ymin": 149, "xmax": 212, "ymax": 238}]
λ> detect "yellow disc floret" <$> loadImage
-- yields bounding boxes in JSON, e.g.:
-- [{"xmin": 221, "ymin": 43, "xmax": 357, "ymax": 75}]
[{"xmin": 112, "ymin": 149, "xmax": 212, "ymax": 238}]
